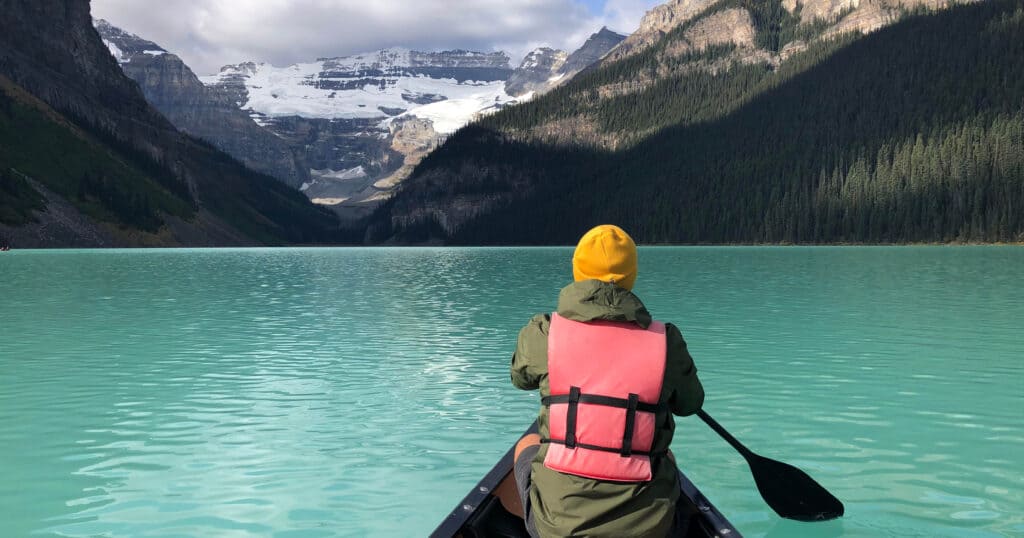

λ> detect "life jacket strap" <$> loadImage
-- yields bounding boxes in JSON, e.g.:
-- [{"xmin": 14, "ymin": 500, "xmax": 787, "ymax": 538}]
[
  {"xmin": 541, "ymin": 393, "xmax": 666, "ymax": 414},
  {"xmin": 622, "ymin": 393, "xmax": 639, "ymax": 457},
  {"xmin": 543, "ymin": 387, "xmax": 667, "ymax": 459},
  {"xmin": 565, "ymin": 386, "xmax": 581, "ymax": 449},
  {"xmin": 539, "ymin": 437, "xmax": 665, "ymax": 458}
]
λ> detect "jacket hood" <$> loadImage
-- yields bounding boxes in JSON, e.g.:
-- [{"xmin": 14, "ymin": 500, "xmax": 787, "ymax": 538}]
[{"xmin": 556, "ymin": 280, "xmax": 652, "ymax": 328}]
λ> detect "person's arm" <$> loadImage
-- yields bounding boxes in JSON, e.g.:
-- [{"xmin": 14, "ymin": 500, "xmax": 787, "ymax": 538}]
[
  {"xmin": 664, "ymin": 323, "xmax": 704, "ymax": 416},
  {"xmin": 510, "ymin": 313, "xmax": 550, "ymax": 391}
]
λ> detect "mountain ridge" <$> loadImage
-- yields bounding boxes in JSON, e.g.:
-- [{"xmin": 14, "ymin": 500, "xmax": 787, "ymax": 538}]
[
  {"xmin": 368, "ymin": 0, "xmax": 1023, "ymax": 245},
  {"xmin": 186, "ymin": 30, "xmax": 622, "ymax": 220}
]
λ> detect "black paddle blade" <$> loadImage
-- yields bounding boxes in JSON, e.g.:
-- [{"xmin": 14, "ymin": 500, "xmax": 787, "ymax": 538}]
[{"xmin": 747, "ymin": 453, "xmax": 845, "ymax": 521}]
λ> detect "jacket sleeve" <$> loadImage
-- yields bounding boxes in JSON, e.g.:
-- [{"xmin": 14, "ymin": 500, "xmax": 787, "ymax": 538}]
[
  {"xmin": 664, "ymin": 323, "xmax": 704, "ymax": 416},
  {"xmin": 511, "ymin": 313, "xmax": 550, "ymax": 391}
]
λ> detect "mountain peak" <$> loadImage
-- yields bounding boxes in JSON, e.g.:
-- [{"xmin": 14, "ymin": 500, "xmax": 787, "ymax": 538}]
[
  {"xmin": 559, "ymin": 25, "xmax": 627, "ymax": 75},
  {"xmin": 93, "ymin": 18, "xmax": 166, "ymax": 64},
  {"xmin": 505, "ymin": 47, "xmax": 568, "ymax": 96},
  {"xmin": 594, "ymin": 26, "xmax": 628, "ymax": 39}
]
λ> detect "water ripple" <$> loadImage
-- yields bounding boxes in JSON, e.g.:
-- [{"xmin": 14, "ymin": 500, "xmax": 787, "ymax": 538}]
[{"xmin": 1, "ymin": 247, "xmax": 1021, "ymax": 537}]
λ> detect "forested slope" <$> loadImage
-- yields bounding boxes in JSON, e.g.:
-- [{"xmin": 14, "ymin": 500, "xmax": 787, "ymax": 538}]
[
  {"xmin": 373, "ymin": 0, "xmax": 1023, "ymax": 244},
  {"xmin": 0, "ymin": 0, "xmax": 342, "ymax": 247}
]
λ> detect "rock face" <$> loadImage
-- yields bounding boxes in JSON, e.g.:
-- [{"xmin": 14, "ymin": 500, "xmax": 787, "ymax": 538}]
[
  {"xmin": 605, "ymin": 0, "xmax": 719, "ymax": 62},
  {"xmin": 561, "ymin": 27, "xmax": 628, "ymax": 74},
  {"xmin": 0, "ymin": 1, "xmax": 173, "ymax": 138},
  {"xmin": 505, "ymin": 48, "xmax": 568, "ymax": 96},
  {"xmin": 301, "ymin": 117, "xmax": 442, "ymax": 222},
  {"xmin": 600, "ymin": 0, "xmax": 982, "ymax": 87},
  {"xmin": 821, "ymin": 0, "xmax": 980, "ymax": 37},
  {"xmin": 672, "ymin": 8, "xmax": 757, "ymax": 53},
  {"xmin": 504, "ymin": 28, "xmax": 627, "ymax": 97},
  {"xmin": 95, "ymin": 20, "xmax": 309, "ymax": 188},
  {"xmin": 0, "ymin": 0, "xmax": 338, "ymax": 246},
  {"xmin": 784, "ymin": 0, "xmax": 859, "ymax": 22},
  {"xmin": 782, "ymin": 0, "xmax": 980, "ymax": 34}
]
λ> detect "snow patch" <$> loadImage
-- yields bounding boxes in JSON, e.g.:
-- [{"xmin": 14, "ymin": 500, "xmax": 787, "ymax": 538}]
[
  {"xmin": 203, "ymin": 59, "xmax": 513, "ymax": 123},
  {"xmin": 143, "ymin": 50, "xmax": 166, "ymax": 56},
  {"xmin": 398, "ymin": 90, "xmax": 520, "ymax": 134},
  {"xmin": 311, "ymin": 166, "xmax": 368, "ymax": 182},
  {"xmin": 103, "ymin": 40, "xmax": 128, "ymax": 63},
  {"xmin": 201, "ymin": 49, "xmax": 520, "ymax": 135}
]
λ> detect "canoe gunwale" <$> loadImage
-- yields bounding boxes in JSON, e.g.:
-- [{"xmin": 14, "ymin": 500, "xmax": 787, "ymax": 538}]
[
  {"xmin": 430, "ymin": 422, "xmax": 742, "ymax": 538},
  {"xmin": 430, "ymin": 424, "xmax": 536, "ymax": 538}
]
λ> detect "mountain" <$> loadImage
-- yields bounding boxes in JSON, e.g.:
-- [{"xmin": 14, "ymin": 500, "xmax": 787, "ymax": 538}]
[
  {"xmin": 504, "ymin": 48, "xmax": 569, "ymax": 97},
  {"xmin": 504, "ymin": 28, "xmax": 627, "ymax": 96},
  {"xmin": 199, "ymin": 48, "xmax": 523, "ymax": 220},
  {"xmin": 0, "ymin": 0, "xmax": 341, "ymax": 247},
  {"xmin": 189, "ymin": 32, "xmax": 620, "ymax": 221},
  {"xmin": 91, "ymin": 20, "xmax": 620, "ymax": 223},
  {"xmin": 94, "ymin": 19, "xmax": 310, "ymax": 188},
  {"xmin": 604, "ymin": 0, "xmax": 722, "ymax": 62},
  {"xmin": 562, "ymin": 27, "xmax": 629, "ymax": 74},
  {"xmin": 368, "ymin": 0, "xmax": 1023, "ymax": 245}
]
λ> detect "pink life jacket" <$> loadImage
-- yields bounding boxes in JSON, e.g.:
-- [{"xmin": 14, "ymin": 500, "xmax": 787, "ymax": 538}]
[{"xmin": 542, "ymin": 313, "xmax": 668, "ymax": 482}]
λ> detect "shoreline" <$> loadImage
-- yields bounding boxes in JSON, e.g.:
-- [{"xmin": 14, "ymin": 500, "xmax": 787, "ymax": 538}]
[{"xmin": 2, "ymin": 242, "xmax": 1022, "ymax": 250}]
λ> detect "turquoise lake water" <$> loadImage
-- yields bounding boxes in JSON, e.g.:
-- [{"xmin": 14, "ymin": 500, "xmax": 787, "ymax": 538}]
[{"xmin": 0, "ymin": 247, "xmax": 1021, "ymax": 537}]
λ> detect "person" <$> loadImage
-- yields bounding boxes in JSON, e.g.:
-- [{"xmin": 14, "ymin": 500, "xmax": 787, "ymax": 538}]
[{"xmin": 509, "ymin": 224, "xmax": 704, "ymax": 538}]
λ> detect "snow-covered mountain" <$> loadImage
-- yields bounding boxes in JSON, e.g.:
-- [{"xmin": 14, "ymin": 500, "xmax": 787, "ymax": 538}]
[
  {"xmin": 202, "ymin": 49, "xmax": 520, "ymax": 133},
  {"xmin": 199, "ymin": 49, "xmax": 533, "ymax": 218},
  {"xmin": 96, "ymin": 18, "xmax": 167, "ymax": 61},
  {"xmin": 505, "ymin": 48, "xmax": 569, "ymax": 96},
  {"xmin": 95, "ymin": 18, "xmax": 621, "ymax": 220},
  {"xmin": 504, "ymin": 28, "xmax": 626, "ymax": 97}
]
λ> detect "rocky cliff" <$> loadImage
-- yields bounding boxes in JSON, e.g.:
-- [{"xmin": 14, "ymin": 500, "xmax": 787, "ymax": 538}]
[
  {"xmin": 95, "ymin": 20, "xmax": 310, "ymax": 188},
  {"xmin": 605, "ymin": 0, "xmax": 719, "ymax": 62},
  {"xmin": 561, "ymin": 27, "xmax": 628, "ymax": 74},
  {"xmin": 505, "ymin": 48, "xmax": 569, "ymax": 96},
  {"xmin": 605, "ymin": 0, "xmax": 979, "ymax": 66},
  {"xmin": 504, "ymin": 28, "xmax": 627, "ymax": 97},
  {"xmin": 816, "ymin": 0, "xmax": 980, "ymax": 37},
  {"xmin": 0, "ymin": 0, "xmax": 339, "ymax": 246}
]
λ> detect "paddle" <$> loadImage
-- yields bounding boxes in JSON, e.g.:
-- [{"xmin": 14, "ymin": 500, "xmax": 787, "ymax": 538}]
[{"xmin": 697, "ymin": 410, "xmax": 844, "ymax": 522}]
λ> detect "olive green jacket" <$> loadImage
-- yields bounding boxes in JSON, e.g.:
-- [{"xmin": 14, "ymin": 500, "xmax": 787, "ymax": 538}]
[{"xmin": 511, "ymin": 280, "xmax": 704, "ymax": 538}]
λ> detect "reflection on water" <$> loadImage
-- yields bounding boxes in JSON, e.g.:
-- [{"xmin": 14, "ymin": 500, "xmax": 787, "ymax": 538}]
[{"xmin": 0, "ymin": 247, "xmax": 1021, "ymax": 537}]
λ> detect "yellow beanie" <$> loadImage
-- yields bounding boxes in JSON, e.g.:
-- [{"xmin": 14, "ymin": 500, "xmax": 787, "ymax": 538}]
[{"xmin": 572, "ymin": 224, "xmax": 638, "ymax": 290}]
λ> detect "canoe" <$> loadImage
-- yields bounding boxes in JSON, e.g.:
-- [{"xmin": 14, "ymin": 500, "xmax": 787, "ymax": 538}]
[{"xmin": 431, "ymin": 423, "xmax": 741, "ymax": 538}]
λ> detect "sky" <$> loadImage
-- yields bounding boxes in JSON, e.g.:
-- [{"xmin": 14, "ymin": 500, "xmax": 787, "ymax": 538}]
[{"xmin": 90, "ymin": 0, "xmax": 664, "ymax": 76}]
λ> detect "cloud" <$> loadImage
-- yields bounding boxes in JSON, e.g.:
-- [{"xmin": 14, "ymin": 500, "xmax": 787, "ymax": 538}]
[
  {"xmin": 90, "ymin": 0, "xmax": 662, "ymax": 75},
  {"xmin": 600, "ymin": 0, "xmax": 661, "ymax": 34}
]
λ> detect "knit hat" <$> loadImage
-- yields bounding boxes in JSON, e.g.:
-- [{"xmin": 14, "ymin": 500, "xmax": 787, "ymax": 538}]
[{"xmin": 572, "ymin": 224, "xmax": 638, "ymax": 290}]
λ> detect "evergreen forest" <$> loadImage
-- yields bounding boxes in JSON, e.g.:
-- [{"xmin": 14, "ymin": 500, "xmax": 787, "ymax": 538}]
[{"xmin": 373, "ymin": 0, "xmax": 1024, "ymax": 245}]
